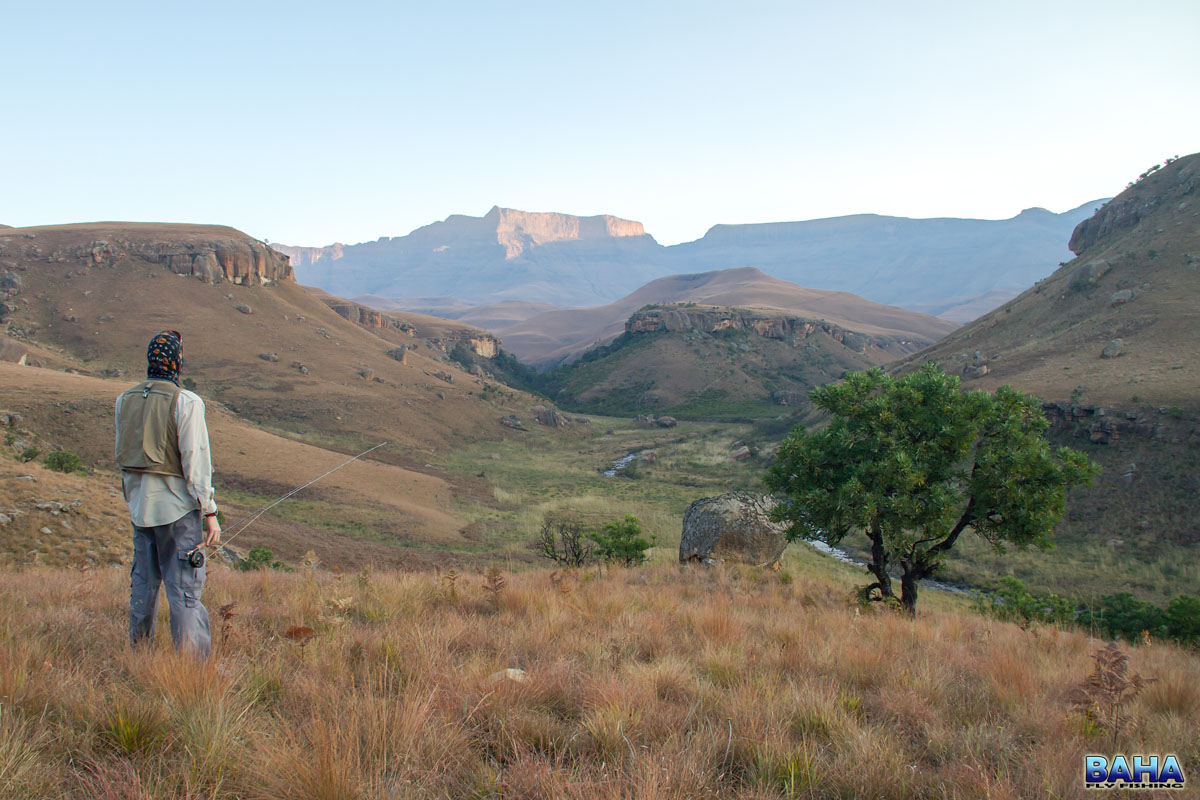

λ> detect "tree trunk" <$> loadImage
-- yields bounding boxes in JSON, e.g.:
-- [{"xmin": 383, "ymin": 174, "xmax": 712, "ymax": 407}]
[
  {"xmin": 866, "ymin": 525, "xmax": 894, "ymax": 600},
  {"xmin": 900, "ymin": 568, "xmax": 920, "ymax": 616}
]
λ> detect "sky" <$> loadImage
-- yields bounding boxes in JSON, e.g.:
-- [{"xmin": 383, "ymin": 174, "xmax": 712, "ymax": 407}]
[{"xmin": 1, "ymin": 1, "xmax": 1197, "ymax": 246}]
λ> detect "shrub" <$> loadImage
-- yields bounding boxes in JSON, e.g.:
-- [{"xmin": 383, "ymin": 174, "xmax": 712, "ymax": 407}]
[
  {"xmin": 44, "ymin": 450, "xmax": 83, "ymax": 474},
  {"xmin": 181, "ymin": 377, "xmax": 197, "ymax": 390},
  {"xmin": 236, "ymin": 546, "xmax": 288, "ymax": 571},
  {"xmin": 537, "ymin": 517, "xmax": 594, "ymax": 567},
  {"xmin": 18, "ymin": 446, "xmax": 39, "ymax": 463},
  {"xmin": 588, "ymin": 515, "xmax": 654, "ymax": 566}
]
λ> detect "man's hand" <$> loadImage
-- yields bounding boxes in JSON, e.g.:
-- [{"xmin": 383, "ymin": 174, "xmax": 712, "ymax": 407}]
[{"xmin": 204, "ymin": 515, "xmax": 221, "ymax": 548}]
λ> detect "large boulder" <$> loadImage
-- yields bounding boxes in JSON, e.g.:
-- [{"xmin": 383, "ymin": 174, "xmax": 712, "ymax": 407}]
[{"xmin": 680, "ymin": 492, "xmax": 788, "ymax": 567}]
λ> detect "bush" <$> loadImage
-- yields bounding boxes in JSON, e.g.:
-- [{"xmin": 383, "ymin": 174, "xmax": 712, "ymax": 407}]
[
  {"xmin": 974, "ymin": 577, "xmax": 1200, "ymax": 646},
  {"xmin": 181, "ymin": 377, "xmax": 197, "ymax": 391},
  {"xmin": 588, "ymin": 515, "xmax": 655, "ymax": 566},
  {"xmin": 236, "ymin": 546, "xmax": 288, "ymax": 571},
  {"xmin": 537, "ymin": 517, "xmax": 594, "ymax": 567},
  {"xmin": 44, "ymin": 450, "xmax": 83, "ymax": 474},
  {"xmin": 18, "ymin": 446, "xmax": 39, "ymax": 463}
]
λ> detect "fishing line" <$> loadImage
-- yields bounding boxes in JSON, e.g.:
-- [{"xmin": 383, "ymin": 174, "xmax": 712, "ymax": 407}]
[{"xmin": 186, "ymin": 441, "xmax": 388, "ymax": 566}]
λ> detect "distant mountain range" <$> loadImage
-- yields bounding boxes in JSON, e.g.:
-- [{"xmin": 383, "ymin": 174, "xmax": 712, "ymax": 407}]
[
  {"xmin": 383, "ymin": 266, "xmax": 956, "ymax": 368},
  {"xmin": 273, "ymin": 201, "xmax": 1105, "ymax": 317}
]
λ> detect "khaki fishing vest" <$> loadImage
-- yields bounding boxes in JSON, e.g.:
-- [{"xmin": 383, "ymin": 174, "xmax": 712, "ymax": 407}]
[{"xmin": 117, "ymin": 380, "xmax": 184, "ymax": 478}]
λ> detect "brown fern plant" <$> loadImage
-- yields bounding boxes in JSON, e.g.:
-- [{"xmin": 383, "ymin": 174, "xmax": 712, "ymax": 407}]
[
  {"xmin": 483, "ymin": 567, "xmax": 506, "ymax": 610},
  {"xmin": 440, "ymin": 568, "xmax": 460, "ymax": 604},
  {"xmin": 1070, "ymin": 642, "xmax": 1153, "ymax": 741},
  {"xmin": 218, "ymin": 602, "xmax": 237, "ymax": 647}
]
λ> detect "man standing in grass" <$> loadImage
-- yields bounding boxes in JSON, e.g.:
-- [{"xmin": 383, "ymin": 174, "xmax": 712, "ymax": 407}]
[{"xmin": 115, "ymin": 330, "xmax": 221, "ymax": 656}]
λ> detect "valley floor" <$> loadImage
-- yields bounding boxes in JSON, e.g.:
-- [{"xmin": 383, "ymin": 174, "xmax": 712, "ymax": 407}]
[{"xmin": 0, "ymin": 560, "xmax": 1196, "ymax": 799}]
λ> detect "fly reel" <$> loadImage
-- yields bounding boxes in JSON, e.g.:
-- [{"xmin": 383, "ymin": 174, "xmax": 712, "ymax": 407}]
[{"xmin": 187, "ymin": 549, "xmax": 205, "ymax": 568}]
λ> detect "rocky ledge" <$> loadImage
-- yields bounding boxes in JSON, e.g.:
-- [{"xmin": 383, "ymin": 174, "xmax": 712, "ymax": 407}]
[
  {"xmin": 0, "ymin": 224, "xmax": 293, "ymax": 286},
  {"xmin": 626, "ymin": 304, "xmax": 901, "ymax": 353}
]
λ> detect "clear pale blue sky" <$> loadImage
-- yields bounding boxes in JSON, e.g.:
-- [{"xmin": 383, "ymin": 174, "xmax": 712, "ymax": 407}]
[{"xmin": 2, "ymin": 1, "xmax": 1197, "ymax": 246}]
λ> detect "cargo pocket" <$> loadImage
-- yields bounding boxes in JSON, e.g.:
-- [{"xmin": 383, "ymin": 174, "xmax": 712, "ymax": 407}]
[{"xmin": 176, "ymin": 550, "xmax": 206, "ymax": 600}]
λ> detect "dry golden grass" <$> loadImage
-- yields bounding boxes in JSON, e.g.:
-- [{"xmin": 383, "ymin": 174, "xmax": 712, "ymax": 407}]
[{"xmin": 0, "ymin": 561, "xmax": 1196, "ymax": 799}]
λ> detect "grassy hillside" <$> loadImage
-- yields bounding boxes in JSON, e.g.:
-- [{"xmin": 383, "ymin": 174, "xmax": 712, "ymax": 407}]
[
  {"xmin": 0, "ymin": 223, "xmax": 570, "ymax": 564},
  {"xmin": 898, "ymin": 154, "xmax": 1199, "ymax": 408},
  {"xmin": 876, "ymin": 155, "xmax": 1200, "ymax": 604},
  {"xmin": 520, "ymin": 303, "xmax": 940, "ymax": 420},
  {"xmin": 0, "ymin": 561, "xmax": 1194, "ymax": 799}
]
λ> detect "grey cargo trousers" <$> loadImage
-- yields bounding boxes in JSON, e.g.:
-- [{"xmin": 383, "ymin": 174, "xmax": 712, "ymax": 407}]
[{"xmin": 129, "ymin": 509, "xmax": 212, "ymax": 656}]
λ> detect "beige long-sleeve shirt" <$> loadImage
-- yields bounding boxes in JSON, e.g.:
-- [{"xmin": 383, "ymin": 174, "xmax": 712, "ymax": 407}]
[{"xmin": 115, "ymin": 387, "xmax": 218, "ymax": 528}]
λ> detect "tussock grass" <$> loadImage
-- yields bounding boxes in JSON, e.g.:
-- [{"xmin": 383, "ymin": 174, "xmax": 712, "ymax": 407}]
[{"xmin": 0, "ymin": 562, "xmax": 1196, "ymax": 798}]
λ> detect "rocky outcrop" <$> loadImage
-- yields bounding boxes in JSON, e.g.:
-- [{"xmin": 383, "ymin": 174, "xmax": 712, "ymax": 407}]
[
  {"xmin": 0, "ymin": 224, "xmax": 293, "ymax": 286},
  {"xmin": 532, "ymin": 405, "xmax": 572, "ymax": 428},
  {"xmin": 489, "ymin": 207, "xmax": 646, "ymax": 259},
  {"xmin": 0, "ymin": 336, "xmax": 27, "ymax": 365},
  {"xmin": 626, "ymin": 305, "xmax": 888, "ymax": 353},
  {"xmin": 272, "ymin": 242, "xmax": 345, "ymax": 268},
  {"xmin": 1069, "ymin": 157, "xmax": 1197, "ymax": 254},
  {"xmin": 1042, "ymin": 403, "xmax": 1164, "ymax": 444},
  {"xmin": 680, "ymin": 492, "xmax": 788, "ymax": 566},
  {"xmin": 318, "ymin": 296, "xmax": 501, "ymax": 359}
]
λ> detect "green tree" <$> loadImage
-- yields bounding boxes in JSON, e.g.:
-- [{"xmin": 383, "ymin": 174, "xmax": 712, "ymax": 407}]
[
  {"xmin": 589, "ymin": 514, "xmax": 655, "ymax": 566},
  {"xmin": 764, "ymin": 363, "xmax": 1097, "ymax": 614}
]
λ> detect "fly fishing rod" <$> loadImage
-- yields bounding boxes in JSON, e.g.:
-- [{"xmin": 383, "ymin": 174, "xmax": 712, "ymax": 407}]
[{"xmin": 186, "ymin": 441, "xmax": 388, "ymax": 567}]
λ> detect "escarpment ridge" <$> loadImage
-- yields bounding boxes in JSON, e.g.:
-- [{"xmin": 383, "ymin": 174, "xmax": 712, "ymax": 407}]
[{"xmin": 0, "ymin": 222, "xmax": 292, "ymax": 285}]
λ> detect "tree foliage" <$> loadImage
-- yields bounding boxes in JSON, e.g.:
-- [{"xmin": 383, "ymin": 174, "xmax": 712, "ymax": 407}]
[
  {"xmin": 589, "ymin": 514, "xmax": 655, "ymax": 566},
  {"xmin": 764, "ymin": 363, "xmax": 1098, "ymax": 613}
]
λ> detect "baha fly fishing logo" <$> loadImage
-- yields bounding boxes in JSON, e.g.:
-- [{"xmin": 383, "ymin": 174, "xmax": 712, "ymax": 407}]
[{"xmin": 1085, "ymin": 754, "xmax": 1186, "ymax": 791}]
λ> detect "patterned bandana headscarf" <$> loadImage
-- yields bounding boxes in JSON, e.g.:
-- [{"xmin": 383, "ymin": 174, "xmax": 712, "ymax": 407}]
[{"xmin": 146, "ymin": 330, "xmax": 183, "ymax": 385}]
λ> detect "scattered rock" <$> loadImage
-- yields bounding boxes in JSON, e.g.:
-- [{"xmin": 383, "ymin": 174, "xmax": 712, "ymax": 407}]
[
  {"xmin": 730, "ymin": 445, "xmax": 752, "ymax": 461},
  {"xmin": 259, "ymin": 352, "xmax": 279, "ymax": 362},
  {"xmin": 963, "ymin": 364, "xmax": 989, "ymax": 378},
  {"xmin": 386, "ymin": 346, "xmax": 408, "ymax": 364},
  {"xmin": 373, "ymin": 376, "xmax": 385, "ymax": 383},
  {"xmin": 535, "ymin": 407, "xmax": 572, "ymax": 428},
  {"xmin": 771, "ymin": 390, "xmax": 806, "ymax": 406},
  {"xmin": 289, "ymin": 361, "xmax": 303, "ymax": 368},
  {"xmin": 434, "ymin": 371, "xmax": 454, "ymax": 384},
  {"xmin": 1109, "ymin": 289, "xmax": 1134, "ymax": 307},
  {"xmin": 1101, "ymin": 339, "xmax": 1123, "ymax": 359},
  {"xmin": 0, "ymin": 514, "xmax": 10, "ymax": 525},
  {"xmin": 316, "ymin": 327, "xmax": 328, "ymax": 338},
  {"xmin": 499, "ymin": 415, "xmax": 527, "ymax": 431},
  {"xmin": 1119, "ymin": 463, "xmax": 1136, "ymax": 487},
  {"xmin": 40, "ymin": 527, "xmax": 52, "ymax": 535},
  {"xmin": 1068, "ymin": 260, "xmax": 1110, "ymax": 289},
  {"xmin": 298, "ymin": 365, "xmax": 309, "ymax": 375},
  {"xmin": 235, "ymin": 305, "xmax": 253, "ymax": 315},
  {"xmin": 358, "ymin": 368, "xmax": 374, "ymax": 380},
  {"xmin": 655, "ymin": 416, "xmax": 678, "ymax": 428},
  {"xmin": 639, "ymin": 451, "xmax": 657, "ymax": 465},
  {"xmin": 574, "ymin": 416, "xmax": 590, "ymax": 425},
  {"xmin": 61, "ymin": 314, "xmax": 78, "ymax": 323},
  {"xmin": 489, "ymin": 668, "xmax": 527, "ymax": 683},
  {"xmin": 680, "ymin": 492, "xmax": 788, "ymax": 567}
]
